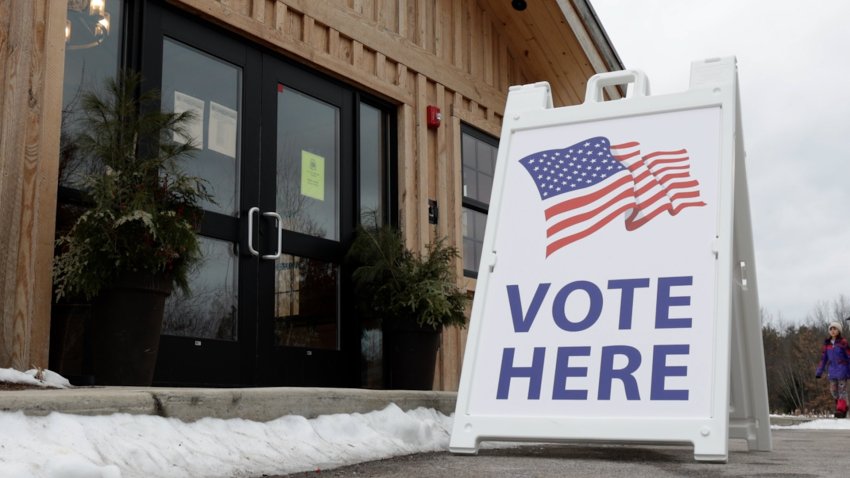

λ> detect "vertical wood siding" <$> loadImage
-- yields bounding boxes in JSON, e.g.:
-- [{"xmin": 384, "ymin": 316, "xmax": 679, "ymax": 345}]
[
  {"xmin": 169, "ymin": 0, "xmax": 602, "ymax": 390},
  {"xmin": 0, "ymin": 0, "xmax": 66, "ymax": 371}
]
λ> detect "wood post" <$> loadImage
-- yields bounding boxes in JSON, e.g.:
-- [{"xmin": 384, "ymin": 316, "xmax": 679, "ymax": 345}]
[{"xmin": 0, "ymin": 0, "xmax": 66, "ymax": 370}]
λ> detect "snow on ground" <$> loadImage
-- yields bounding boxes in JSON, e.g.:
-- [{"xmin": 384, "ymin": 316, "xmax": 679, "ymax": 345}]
[
  {"xmin": 1, "ymin": 368, "xmax": 848, "ymax": 478},
  {"xmin": 772, "ymin": 417, "xmax": 850, "ymax": 430},
  {"xmin": 0, "ymin": 405, "xmax": 451, "ymax": 478},
  {"xmin": 0, "ymin": 368, "xmax": 453, "ymax": 478},
  {"xmin": 0, "ymin": 367, "xmax": 70, "ymax": 389}
]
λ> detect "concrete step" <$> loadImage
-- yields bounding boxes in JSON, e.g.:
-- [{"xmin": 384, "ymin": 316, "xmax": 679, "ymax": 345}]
[{"xmin": 0, "ymin": 386, "xmax": 457, "ymax": 422}]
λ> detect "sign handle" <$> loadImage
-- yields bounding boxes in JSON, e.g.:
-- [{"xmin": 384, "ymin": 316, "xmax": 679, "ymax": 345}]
[{"xmin": 584, "ymin": 69, "xmax": 650, "ymax": 103}]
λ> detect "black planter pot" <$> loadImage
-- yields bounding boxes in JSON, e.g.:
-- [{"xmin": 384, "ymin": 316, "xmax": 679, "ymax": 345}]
[
  {"xmin": 383, "ymin": 317, "xmax": 441, "ymax": 390},
  {"xmin": 90, "ymin": 272, "xmax": 172, "ymax": 386}
]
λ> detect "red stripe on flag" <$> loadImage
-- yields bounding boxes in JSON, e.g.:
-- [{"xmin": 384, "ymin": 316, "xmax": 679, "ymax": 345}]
[
  {"xmin": 642, "ymin": 149, "xmax": 687, "ymax": 160},
  {"xmin": 543, "ymin": 174, "xmax": 632, "ymax": 220},
  {"xmin": 653, "ymin": 164, "xmax": 690, "ymax": 176},
  {"xmin": 670, "ymin": 200, "xmax": 707, "ymax": 215},
  {"xmin": 647, "ymin": 158, "xmax": 689, "ymax": 170},
  {"xmin": 657, "ymin": 172, "xmax": 690, "ymax": 184},
  {"xmin": 546, "ymin": 188, "xmax": 634, "ymax": 236},
  {"xmin": 663, "ymin": 180, "xmax": 700, "ymax": 193},
  {"xmin": 624, "ymin": 203, "xmax": 672, "ymax": 230},
  {"xmin": 545, "ymin": 203, "xmax": 636, "ymax": 257},
  {"xmin": 635, "ymin": 181, "xmax": 665, "ymax": 198},
  {"xmin": 612, "ymin": 150, "xmax": 640, "ymax": 161}
]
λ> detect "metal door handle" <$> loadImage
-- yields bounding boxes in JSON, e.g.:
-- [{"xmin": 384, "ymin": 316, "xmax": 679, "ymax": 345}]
[
  {"xmin": 247, "ymin": 207, "xmax": 260, "ymax": 256},
  {"xmin": 262, "ymin": 211, "xmax": 282, "ymax": 260}
]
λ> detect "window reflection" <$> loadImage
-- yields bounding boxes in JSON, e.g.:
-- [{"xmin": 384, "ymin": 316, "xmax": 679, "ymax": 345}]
[
  {"xmin": 277, "ymin": 88, "xmax": 340, "ymax": 240},
  {"xmin": 66, "ymin": 0, "xmax": 112, "ymax": 50},
  {"xmin": 359, "ymin": 103, "xmax": 385, "ymax": 227},
  {"xmin": 461, "ymin": 127, "xmax": 499, "ymax": 275},
  {"xmin": 161, "ymin": 38, "xmax": 242, "ymax": 216},
  {"xmin": 462, "ymin": 208, "xmax": 487, "ymax": 272},
  {"xmin": 360, "ymin": 321, "xmax": 383, "ymax": 388},
  {"xmin": 274, "ymin": 254, "xmax": 339, "ymax": 349},
  {"xmin": 163, "ymin": 237, "xmax": 238, "ymax": 340},
  {"xmin": 60, "ymin": 0, "xmax": 123, "ymax": 188},
  {"xmin": 462, "ymin": 133, "xmax": 497, "ymax": 203}
]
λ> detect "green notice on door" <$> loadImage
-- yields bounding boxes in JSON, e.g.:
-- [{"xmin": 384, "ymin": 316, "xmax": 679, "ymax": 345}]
[{"xmin": 301, "ymin": 150, "xmax": 325, "ymax": 201}]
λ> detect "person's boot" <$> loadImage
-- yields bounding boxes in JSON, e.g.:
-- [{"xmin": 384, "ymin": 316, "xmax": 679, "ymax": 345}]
[{"xmin": 835, "ymin": 399, "xmax": 847, "ymax": 418}]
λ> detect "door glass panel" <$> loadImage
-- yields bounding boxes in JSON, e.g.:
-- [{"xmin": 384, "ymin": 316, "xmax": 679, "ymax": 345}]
[
  {"xmin": 60, "ymin": 0, "xmax": 123, "ymax": 188},
  {"xmin": 274, "ymin": 254, "xmax": 339, "ymax": 349},
  {"xmin": 359, "ymin": 103, "xmax": 385, "ymax": 227},
  {"xmin": 462, "ymin": 208, "xmax": 487, "ymax": 272},
  {"xmin": 163, "ymin": 237, "xmax": 238, "ymax": 340},
  {"xmin": 161, "ymin": 38, "xmax": 241, "ymax": 216},
  {"xmin": 360, "ymin": 320, "xmax": 383, "ymax": 388},
  {"xmin": 277, "ymin": 86, "xmax": 339, "ymax": 240}
]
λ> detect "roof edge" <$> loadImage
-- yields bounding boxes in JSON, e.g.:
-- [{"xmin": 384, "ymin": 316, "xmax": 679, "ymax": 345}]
[{"xmin": 556, "ymin": 0, "xmax": 626, "ymax": 98}]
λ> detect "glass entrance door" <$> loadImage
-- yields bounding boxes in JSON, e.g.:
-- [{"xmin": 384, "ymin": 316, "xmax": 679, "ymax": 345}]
[
  {"xmin": 257, "ymin": 57, "xmax": 358, "ymax": 387},
  {"xmin": 145, "ymin": 2, "xmax": 261, "ymax": 386},
  {"xmin": 145, "ymin": 2, "xmax": 363, "ymax": 387}
]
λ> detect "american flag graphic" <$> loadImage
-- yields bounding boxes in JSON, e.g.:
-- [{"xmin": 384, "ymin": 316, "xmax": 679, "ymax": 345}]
[{"xmin": 519, "ymin": 136, "xmax": 706, "ymax": 257}]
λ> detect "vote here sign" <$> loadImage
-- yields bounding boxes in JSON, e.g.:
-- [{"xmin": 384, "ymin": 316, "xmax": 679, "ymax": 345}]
[
  {"xmin": 466, "ymin": 106, "xmax": 721, "ymax": 419},
  {"xmin": 449, "ymin": 61, "xmax": 773, "ymax": 463}
]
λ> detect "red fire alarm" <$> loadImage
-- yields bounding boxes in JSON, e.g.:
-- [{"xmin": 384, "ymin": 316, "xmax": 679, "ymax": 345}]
[{"xmin": 426, "ymin": 105, "xmax": 442, "ymax": 129}]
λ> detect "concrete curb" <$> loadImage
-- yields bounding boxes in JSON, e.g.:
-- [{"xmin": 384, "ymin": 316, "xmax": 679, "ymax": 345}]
[
  {"xmin": 0, "ymin": 387, "xmax": 818, "ymax": 428},
  {"xmin": 0, "ymin": 387, "xmax": 457, "ymax": 422}
]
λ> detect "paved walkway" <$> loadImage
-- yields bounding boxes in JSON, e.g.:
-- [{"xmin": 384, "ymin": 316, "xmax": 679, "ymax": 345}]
[{"xmin": 280, "ymin": 428, "xmax": 837, "ymax": 477}]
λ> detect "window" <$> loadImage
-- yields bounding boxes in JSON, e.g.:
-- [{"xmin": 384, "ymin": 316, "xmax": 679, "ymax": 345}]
[
  {"xmin": 461, "ymin": 125, "xmax": 499, "ymax": 276},
  {"xmin": 358, "ymin": 99, "xmax": 395, "ymax": 228},
  {"xmin": 159, "ymin": 38, "xmax": 243, "ymax": 340},
  {"xmin": 51, "ymin": 0, "xmax": 125, "ymax": 379},
  {"xmin": 60, "ymin": 0, "xmax": 124, "ymax": 189},
  {"xmin": 357, "ymin": 98, "xmax": 395, "ymax": 388},
  {"xmin": 161, "ymin": 37, "xmax": 242, "ymax": 216}
]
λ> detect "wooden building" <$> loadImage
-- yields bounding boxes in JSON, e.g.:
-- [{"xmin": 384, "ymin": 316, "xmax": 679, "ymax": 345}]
[{"xmin": 0, "ymin": 0, "xmax": 622, "ymax": 389}]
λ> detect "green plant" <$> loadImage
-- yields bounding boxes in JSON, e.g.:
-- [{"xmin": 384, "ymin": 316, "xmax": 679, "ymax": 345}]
[
  {"xmin": 347, "ymin": 221, "xmax": 468, "ymax": 330},
  {"xmin": 53, "ymin": 73, "xmax": 211, "ymax": 301}
]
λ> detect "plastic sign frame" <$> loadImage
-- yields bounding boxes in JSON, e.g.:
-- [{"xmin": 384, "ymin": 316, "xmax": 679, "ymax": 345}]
[{"xmin": 449, "ymin": 57, "xmax": 771, "ymax": 462}]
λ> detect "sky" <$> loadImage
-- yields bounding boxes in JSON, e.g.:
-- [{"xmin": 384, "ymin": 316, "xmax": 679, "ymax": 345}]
[
  {"xmin": 0, "ymin": 367, "xmax": 847, "ymax": 478},
  {"xmin": 588, "ymin": 0, "xmax": 850, "ymax": 323}
]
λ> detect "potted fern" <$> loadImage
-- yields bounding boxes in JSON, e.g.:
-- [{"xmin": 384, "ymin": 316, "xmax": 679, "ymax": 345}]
[
  {"xmin": 347, "ymin": 219, "xmax": 468, "ymax": 389},
  {"xmin": 53, "ymin": 72, "xmax": 210, "ymax": 386}
]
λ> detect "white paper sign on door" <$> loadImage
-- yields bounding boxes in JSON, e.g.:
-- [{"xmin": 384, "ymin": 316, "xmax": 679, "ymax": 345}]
[
  {"xmin": 209, "ymin": 101, "xmax": 238, "ymax": 159},
  {"xmin": 173, "ymin": 91, "xmax": 204, "ymax": 146}
]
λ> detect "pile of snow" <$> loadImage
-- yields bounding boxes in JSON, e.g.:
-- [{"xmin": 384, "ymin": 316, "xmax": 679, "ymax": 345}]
[
  {"xmin": 0, "ymin": 367, "xmax": 453, "ymax": 477},
  {"xmin": 0, "ymin": 404, "xmax": 452, "ymax": 478},
  {"xmin": 0, "ymin": 367, "xmax": 70, "ymax": 389}
]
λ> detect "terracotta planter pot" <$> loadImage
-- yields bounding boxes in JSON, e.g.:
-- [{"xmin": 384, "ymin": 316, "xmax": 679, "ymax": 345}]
[
  {"xmin": 90, "ymin": 272, "xmax": 172, "ymax": 386},
  {"xmin": 383, "ymin": 317, "xmax": 441, "ymax": 390}
]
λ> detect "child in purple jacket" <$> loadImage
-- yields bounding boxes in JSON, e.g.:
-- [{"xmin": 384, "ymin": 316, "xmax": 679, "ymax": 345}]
[{"xmin": 815, "ymin": 321, "xmax": 850, "ymax": 418}]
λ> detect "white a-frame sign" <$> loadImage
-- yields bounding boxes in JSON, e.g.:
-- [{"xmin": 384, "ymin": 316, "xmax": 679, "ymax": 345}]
[{"xmin": 449, "ymin": 57, "xmax": 771, "ymax": 462}]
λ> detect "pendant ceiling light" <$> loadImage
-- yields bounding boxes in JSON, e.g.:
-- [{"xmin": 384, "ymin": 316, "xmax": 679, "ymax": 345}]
[{"xmin": 65, "ymin": 0, "xmax": 111, "ymax": 50}]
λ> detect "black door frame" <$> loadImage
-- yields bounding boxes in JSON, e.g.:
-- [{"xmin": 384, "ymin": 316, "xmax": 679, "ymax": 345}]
[
  {"xmin": 143, "ymin": 1, "xmax": 262, "ymax": 386},
  {"xmin": 257, "ymin": 53, "xmax": 359, "ymax": 387},
  {"xmin": 142, "ymin": 1, "xmax": 374, "ymax": 387}
]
